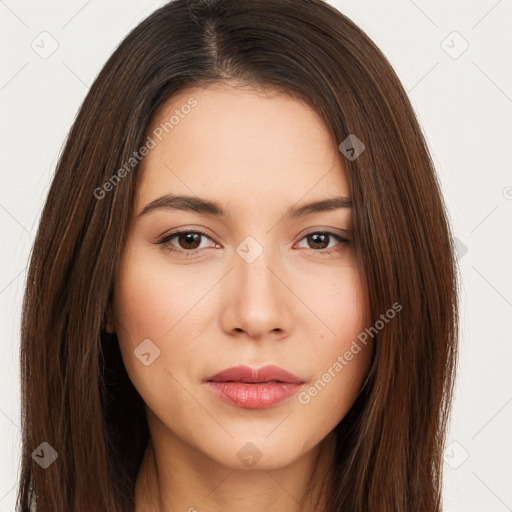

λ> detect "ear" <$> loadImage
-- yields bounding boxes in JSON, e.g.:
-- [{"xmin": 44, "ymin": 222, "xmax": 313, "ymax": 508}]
[
  {"xmin": 105, "ymin": 322, "xmax": 116, "ymax": 334},
  {"xmin": 104, "ymin": 299, "xmax": 116, "ymax": 334}
]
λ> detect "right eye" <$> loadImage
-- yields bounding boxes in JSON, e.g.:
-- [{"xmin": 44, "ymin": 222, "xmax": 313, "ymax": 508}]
[{"xmin": 156, "ymin": 229, "xmax": 219, "ymax": 256}]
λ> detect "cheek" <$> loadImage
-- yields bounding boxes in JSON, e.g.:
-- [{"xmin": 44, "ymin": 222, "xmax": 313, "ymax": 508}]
[
  {"xmin": 295, "ymin": 329, "xmax": 373, "ymax": 435},
  {"xmin": 112, "ymin": 252, "xmax": 211, "ymax": 400},
  {"xmin": 114, "ymin": 243, "xmax": 219, "ymax": 342},
  {"xmin": 295, "ymin": 346, "xmax": 372, "ymax": 438},
  {"xmin": 293, "ymin": 261, "xmax": 368, "ymax": 343},
  {"xmin": 292, "ymin": 266, "xmax": 371, "ymax": 419}
]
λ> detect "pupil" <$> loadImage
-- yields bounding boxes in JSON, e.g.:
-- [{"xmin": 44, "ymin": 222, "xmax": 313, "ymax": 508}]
[
  {"xmin": 310, "ymin": 233, "xmax": 328, "ymax": 249},
  {"xmin": 181, "ymin": 233, "xmax": 200, "ymax": 249}
]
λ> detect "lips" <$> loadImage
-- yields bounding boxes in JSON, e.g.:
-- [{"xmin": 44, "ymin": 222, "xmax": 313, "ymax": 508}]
[
  {"xmin": 203, "ymin": 365, "xmax": 306, "ymax": 409},
  {"xmin": 204, "ymin": 364, "xmax": 305, "ymax": 385}
]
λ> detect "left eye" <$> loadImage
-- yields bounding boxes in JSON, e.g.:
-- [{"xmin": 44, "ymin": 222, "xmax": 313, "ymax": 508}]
[{"xmin": 296, "ymin": 232, "xmax": 349, "ymax": 252}]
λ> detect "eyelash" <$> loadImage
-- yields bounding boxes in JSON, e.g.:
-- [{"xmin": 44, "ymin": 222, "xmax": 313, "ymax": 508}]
[{"xmin": 155, "ymin": 229, "xmax": 350, "ymax": 257}]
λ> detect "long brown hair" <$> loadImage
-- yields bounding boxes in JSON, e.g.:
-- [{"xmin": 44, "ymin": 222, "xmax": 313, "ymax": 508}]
[{"xmin": 18, "ymin": 0, "xmax": 459, "ymax": 510}]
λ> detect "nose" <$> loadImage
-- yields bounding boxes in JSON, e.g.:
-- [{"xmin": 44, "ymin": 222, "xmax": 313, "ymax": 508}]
[{"xmin": 219, "ymin": 243, "xmax": 293, "ymax": 341}]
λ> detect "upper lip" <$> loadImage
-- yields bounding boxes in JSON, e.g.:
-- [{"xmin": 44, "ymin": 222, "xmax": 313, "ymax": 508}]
[{"xmin": 204, "ymin": 364, "xmax": 305, "ymax": 384}]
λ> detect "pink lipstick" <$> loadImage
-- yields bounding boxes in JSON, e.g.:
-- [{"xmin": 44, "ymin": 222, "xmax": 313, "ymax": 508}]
[{"xmin": 204, "ymin": 364, "xmax": 304, "ymax": 409}]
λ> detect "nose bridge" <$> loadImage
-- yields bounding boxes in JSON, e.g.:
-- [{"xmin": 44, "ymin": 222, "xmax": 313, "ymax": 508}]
[
  {"xmin": 235, "ymin": 235, "xmax": 280, "ymax": 304},
  {"xmin": 225, "ymin": 234, "xmax": 291, "ymax": 337}
]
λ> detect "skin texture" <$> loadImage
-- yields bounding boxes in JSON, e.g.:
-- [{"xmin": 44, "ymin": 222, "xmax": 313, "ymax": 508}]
[{"xmin": 108, "ymin": 83, "xmax": 374, "ymax": 512}]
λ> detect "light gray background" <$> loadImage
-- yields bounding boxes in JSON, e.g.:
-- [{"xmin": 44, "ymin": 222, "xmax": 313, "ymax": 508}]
[{"xmin": 1, "ymin": 1, "xmax": 511, "ymax": 510}]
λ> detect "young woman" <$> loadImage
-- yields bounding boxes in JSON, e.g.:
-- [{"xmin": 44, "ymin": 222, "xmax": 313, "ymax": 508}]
[{"xmin": 18, "ymin": 1, "xmax": 459, "ymax": 511}]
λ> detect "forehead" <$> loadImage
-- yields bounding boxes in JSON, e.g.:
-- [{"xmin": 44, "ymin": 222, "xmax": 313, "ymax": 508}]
[{"xmin": 134, "ymin": 84, "xmax": 350, "ymax": 214}]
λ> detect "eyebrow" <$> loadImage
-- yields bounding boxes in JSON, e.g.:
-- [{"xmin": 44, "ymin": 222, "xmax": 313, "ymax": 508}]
[{"xmin": 138, "ymin": 194, "xmax": 352, "ymax": 219}]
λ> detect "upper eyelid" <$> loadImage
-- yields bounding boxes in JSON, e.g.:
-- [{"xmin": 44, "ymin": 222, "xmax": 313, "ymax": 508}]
[{"xmin": 158, "ymin": 228, "xmax": 214, "ymax": 243}]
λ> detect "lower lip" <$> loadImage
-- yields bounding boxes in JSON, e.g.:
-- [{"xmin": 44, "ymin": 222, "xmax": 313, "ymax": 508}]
[{"xmin": 205, "ymin": 381, "xmax": 303, "ymax": 409}]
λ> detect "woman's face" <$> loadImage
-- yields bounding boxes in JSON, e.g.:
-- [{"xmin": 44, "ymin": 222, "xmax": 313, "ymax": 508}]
[{"xmin": 111, "ymin": 83, "xmax": 373, "ymax": 471}]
